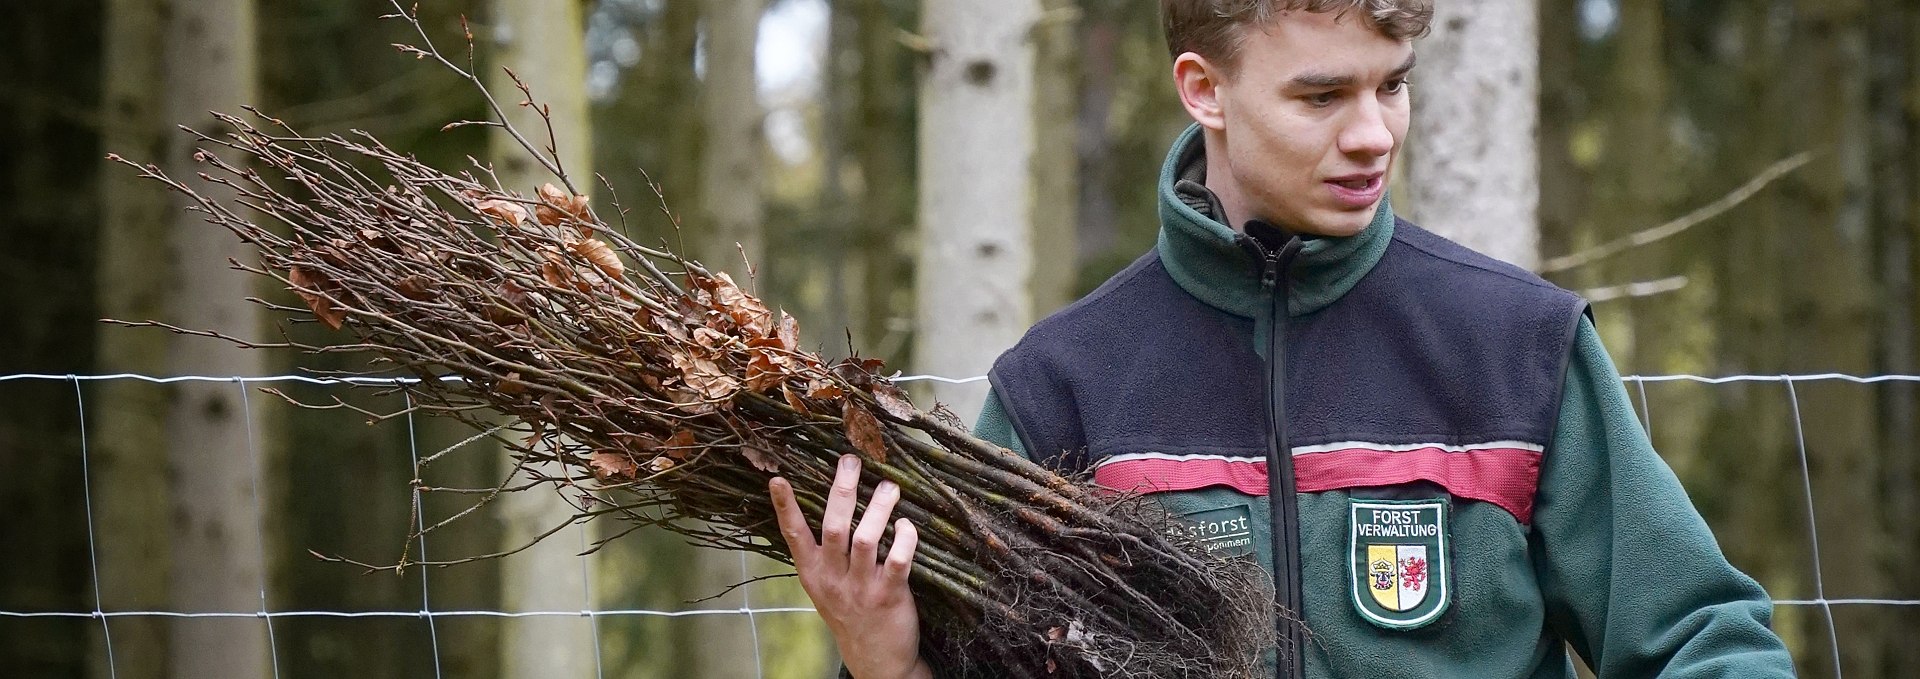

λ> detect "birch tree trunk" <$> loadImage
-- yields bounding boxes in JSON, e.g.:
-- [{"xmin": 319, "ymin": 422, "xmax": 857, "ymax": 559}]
[
  {"xmin": 915, "ymin": 0, "xmax": 1042, "ymax": 421},
  {"xmin": 487, "ymin": 2, "xmax": 596, "ymax": 678},
  {"xmin": 91, "ymin": 1, "xmax": 173, "ymax": 676},
  {"xmin": 1403, "ymin": 0, "xmax": 1539, "ymax": 269},
  {"xmin": 162, "ymin": 0, "xmax": 274, "ymax": 676}
]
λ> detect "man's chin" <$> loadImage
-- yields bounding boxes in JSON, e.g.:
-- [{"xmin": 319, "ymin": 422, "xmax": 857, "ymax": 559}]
[{"xmin": 1297, "ymin": 210, "xmax": 1375, "ymax": 238}]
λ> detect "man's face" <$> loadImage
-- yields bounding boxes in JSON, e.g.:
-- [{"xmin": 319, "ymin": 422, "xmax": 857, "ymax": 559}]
[{"xmin": 1186, "ymin": 11, "xmax": 1414, "ymax": 237}]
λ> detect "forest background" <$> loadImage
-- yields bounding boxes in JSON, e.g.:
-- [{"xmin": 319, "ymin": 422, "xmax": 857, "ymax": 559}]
[{"xmin": 2, "ymin": 0, "xmax": 1916, "ymax": 677}]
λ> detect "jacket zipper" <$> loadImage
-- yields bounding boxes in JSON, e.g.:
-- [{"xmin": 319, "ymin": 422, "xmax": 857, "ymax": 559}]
[{"xmin": 1245, "ymin": 224, "xmax": 1305, "ymax": 679}]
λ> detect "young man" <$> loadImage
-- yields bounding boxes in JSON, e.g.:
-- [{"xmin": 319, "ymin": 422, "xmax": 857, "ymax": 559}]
[{"xmin": 769, "ymin": 1, "xmax": 1798, "ymax": 677}]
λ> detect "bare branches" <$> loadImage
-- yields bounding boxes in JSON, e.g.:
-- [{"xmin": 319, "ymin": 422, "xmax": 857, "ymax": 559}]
[
  {"xmin": 1582, "ymin": 275, "xmax": 1691, "ymax": 304},
  {"xmin": 113, "ymin": 8, "xmax": 1280, "ymax": 677},
  {"xmin": 1540, "ymin": 152, "xmax": 1814, "ymax": 274},
  {"xmin": 382, "ymin": 1, "xmax": 577, "ymax": 195}
]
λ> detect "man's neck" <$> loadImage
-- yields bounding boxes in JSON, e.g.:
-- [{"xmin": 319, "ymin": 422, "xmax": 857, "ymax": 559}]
[{"xmin": 1200, "ymin": 131, "xmax": 1252, "ymax": 233}]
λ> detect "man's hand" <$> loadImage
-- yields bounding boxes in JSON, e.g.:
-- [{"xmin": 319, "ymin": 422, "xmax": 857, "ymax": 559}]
[{"xmin": 770, "ymin": 455, "xmax": 932, "ymax": 679}]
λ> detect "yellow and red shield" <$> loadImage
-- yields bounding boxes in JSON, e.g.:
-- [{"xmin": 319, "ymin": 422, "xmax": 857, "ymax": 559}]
[{"xmin": 1350, "ymin": 499, "xmax": 1449, "ymax": 629}]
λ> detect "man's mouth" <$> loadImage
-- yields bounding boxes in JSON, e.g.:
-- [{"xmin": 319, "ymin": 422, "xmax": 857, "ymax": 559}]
[
  {"xmin": 1324, "ymin": 172, "xmax": 1385, "ymax": 208},
  {"xmin": 1327, "ymin": 172, "xmax": 1383, "ymax": 189}
]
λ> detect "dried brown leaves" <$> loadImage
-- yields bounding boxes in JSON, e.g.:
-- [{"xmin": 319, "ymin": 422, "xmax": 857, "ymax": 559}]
[
  {"xmin": 589, "ymin": 451, "xmax": 638, "ymax": 483},
  {"xmin": 189, "ymin": 119, "xmax": 930, "ymax": 508},
  {"xmin": 741, "ymin": 444, "xmax": 780, "ymax": 473},
  {"xmin": 635, "ymin": 266, "xmax": 863, "ymax": 418},
  {"xmin": 475, "ymin": 197, "xmax": 527, "ymax": 227},
  {"xmin": 570, "ymin": 238, "xmax": 623, "ymax": 278},
  {"xmin": 395, "ymin": 275, "xmax": 435, "ymax": 300},
  {"xmin": 534, "ymin": 182, "xmax": 591, "ymax": 231},
  {"xmin": 487, "ymin": 280, "xmax": 532, "ymax": 325},
  {"xmin": 288, "ymin": 266, "xmax": 346, "ymax": 329},
  {"xmin": 275, "ymin": 169, "xmax": 917, "ymax": 471},
  {"xmin": 874, "ymin": 383, "xmax": 916, "ymax": 421},
  {"xmin": 672, "ymin": 353, "xmax": 740, "ymax": 401},
  {"xmin": 706, "ymin": 272, "xmax": 772, "ymax": 337},
  {"xmin": 843, "ymin": 400, "xmax": 889, "ymax": 462}
]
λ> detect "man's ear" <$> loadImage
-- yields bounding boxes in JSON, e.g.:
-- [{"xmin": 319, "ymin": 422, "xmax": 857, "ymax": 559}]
[{"xmin": 1173, "ymin": 52, "xmax": 1227, "ymax": 131}]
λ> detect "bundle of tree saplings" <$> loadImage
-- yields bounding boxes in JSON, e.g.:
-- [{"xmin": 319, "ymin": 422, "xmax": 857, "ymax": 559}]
[{"xmin": 107, "ymin": 7, "xmax": 1275, "ymax": 677}]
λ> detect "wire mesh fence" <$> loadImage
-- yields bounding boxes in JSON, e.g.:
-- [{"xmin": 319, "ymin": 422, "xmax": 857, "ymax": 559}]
[{"xmin": 2, "ymin": 371, "xmax": 1916, "ymax": 678}]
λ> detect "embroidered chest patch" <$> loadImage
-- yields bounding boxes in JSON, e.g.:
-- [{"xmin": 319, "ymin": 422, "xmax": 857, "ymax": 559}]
[
  {"xmin": 1349, "ymin": 499, "xmax": 1450, "ymax": 629},
  {"xmin": 1180, "ymin": 504, "xmax": 1255, "ymax": 558}
]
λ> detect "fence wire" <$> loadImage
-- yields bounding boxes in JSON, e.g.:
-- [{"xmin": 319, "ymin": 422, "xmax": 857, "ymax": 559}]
[{"xmin": 8, "ymin": 371, "xmax": 1920, "ymax": 679}]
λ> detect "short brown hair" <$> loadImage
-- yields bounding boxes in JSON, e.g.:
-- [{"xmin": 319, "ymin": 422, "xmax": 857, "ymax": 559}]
[{"xmin": 1162, "ymin": 0, "xmax": 1433, "ymax": 72}]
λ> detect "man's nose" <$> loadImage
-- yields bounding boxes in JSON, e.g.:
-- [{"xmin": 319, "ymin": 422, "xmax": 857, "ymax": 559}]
[{"xmin": 1338, "ymin": 96, "xmax": 1395, "ymax": 158}]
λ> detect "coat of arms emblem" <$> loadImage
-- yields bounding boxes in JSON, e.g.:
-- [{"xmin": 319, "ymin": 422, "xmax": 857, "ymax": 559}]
[{"xmin": 1350, "ymin": 499, "xmax": 1450, "ymax": 629}]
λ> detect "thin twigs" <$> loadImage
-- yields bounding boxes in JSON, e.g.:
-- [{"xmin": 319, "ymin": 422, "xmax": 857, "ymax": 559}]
[
  {"xmin": 1539, "ymin": 152, "xmax": 1813, "ymax": 273},
  {"xmin": 112, "ymin": 7, "xmax": 1278, "ymax": 677}
]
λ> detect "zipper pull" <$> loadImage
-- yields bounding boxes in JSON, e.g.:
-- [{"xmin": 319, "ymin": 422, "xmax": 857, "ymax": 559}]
[{"xmin": 1242, "ymin": 220, "xmax": 1295, "ymax": 292}]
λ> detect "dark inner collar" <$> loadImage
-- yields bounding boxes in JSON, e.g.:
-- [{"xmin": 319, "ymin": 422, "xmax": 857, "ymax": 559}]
[{"xmin": 1174, "ymin": 160, "xmax": 1311, "ymax": 244}]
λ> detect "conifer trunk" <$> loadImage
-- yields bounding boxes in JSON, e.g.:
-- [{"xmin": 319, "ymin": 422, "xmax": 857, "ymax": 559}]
[
  {"xmin": 90, "ymin": 0, "xmax": 173, "ymax": 675},
  {"xmin": 487, "ymin": 1, "xmax": 596, "ymax": 677}
]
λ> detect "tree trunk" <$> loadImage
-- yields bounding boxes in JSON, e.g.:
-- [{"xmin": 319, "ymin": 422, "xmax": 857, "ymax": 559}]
[
  {"xmin": 1073, "ymin": 0, "xmax": 1188, "ymax": 289},
  {"xmin": 1534, "ymin": 0, "xmax": 1582, "ymax": 273},
  {"xmin": 697, "ymin": 0, "xmax": 767, "ymax": 277},
  {"xmin": 2, "ymin": 0, "xmax": 105, "ymax": 676},
  {"xmin": 821, "ymin": 0, "xmax": 860, "ymax": 348},
  {"xmin": 1029, "ymin": 0, "xmax": 1079, "ymax": 316},
  {"xmin": 1073, "ymin": 2, "xmax": 1121, "ymax": 279},
  {"xmin": 854, "ymin": 0, "xmax": 918, "ymax": 361},
  {"xmin": 1703, "ymin": 2, "xmax": 1884, "ymax": 676},
  {"xmin": 1700, "ymin": 0, "xmax": 1800, "ymax": 665},
  {"xmin": 1867, "ymin": 1, "xmax": 1920, "ymax": 674},
  {"xmin": 91, "ymin": 1, "xmax": 173, "ymax": 676},
  {"xmin": 915, "ymin": 0, "xmax": 1042, "ymax": 421},
  {"xmin": 589, "ymin": 0, "xmax": 702, "ymax": 252},
  {"xmin": 1595, "ymin": 0, "xmax": 1678, "ymax": 374},
  {"xmin": 161, "ymin": 0, "xmax": 275, "ymax": 676},
  {"xmin": 1403, "ymin": 0, "xmax": 1539, "ymax": 269},
  {"xmin": 1779, "ymin": 2, "xmax": 1885, "ymax": 675},
  {"xmin": 487, "ymin": 1, "xmax": 597, "ymax": 678},
  {"xmin": 686, "ymin": 2, "xmax": 771, "ymax": 676}
]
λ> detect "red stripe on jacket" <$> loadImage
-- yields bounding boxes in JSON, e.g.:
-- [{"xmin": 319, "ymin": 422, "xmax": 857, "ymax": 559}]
[{"xmin": 1090, "ymin": 446, "xmax": 1543, "ymax": 524}]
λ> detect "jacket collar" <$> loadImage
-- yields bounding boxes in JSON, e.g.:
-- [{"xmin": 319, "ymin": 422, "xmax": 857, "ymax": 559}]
[{"xmin": 1154, "ymin": 123, "xmax": 1395, "ymax": 319}]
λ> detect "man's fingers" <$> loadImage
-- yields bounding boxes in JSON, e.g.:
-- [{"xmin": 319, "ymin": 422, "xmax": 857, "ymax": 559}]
[
  {"xmin": 849, "ymin": 480, "xmax": 900, "ymax": 578},
  {"xmin": 767, "ymin": 477, "xmax": 818, "ymax": 569},
  {"xmin": 882, "ymin": 517, "xmax": 918, "ymax": 587},
  {"xmin": 818, "ymin": 455, "xmax": 862, "ymax": 569}
]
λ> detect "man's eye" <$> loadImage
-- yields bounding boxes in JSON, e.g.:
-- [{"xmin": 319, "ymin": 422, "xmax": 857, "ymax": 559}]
[
  {"xmin": 1383, "ymin": 79, "xmax": 1410, "ymax": 94},
  {"xmin": 1306, "ymin": 91, "xmax": 1338, "ymax": 107}
]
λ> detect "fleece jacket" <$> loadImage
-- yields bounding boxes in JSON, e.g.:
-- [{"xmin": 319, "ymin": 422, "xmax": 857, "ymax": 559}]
[{"xmin": 970, "ymin": 123, "xmax": 1796, "ymax": 678}]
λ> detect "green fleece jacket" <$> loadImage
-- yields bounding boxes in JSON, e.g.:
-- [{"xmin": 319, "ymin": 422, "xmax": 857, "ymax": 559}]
[{"xmin": 971, "ymin": 127, "xmax": 1796, "ymax": 678}]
